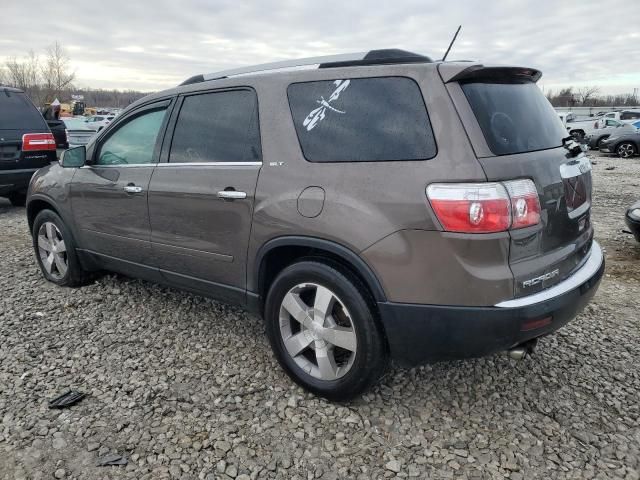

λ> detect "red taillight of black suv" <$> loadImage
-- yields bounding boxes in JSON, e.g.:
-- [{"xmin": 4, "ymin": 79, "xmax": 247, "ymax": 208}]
[{"xmin": 22, "ymin": 133, "xmax": 57, "ymax": 152}]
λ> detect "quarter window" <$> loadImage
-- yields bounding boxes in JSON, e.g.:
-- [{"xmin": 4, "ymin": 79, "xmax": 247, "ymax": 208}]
[
  {"xmin": 97, "ymin": 108, "xmax": 167, "ymax": 165},
  {"xmin": 287, "ymin": 77, "xmax": 436, "ymax": 162},
  {"xmin": 169, "ymin": 89, "xmax": 261, "ymax": 163}
]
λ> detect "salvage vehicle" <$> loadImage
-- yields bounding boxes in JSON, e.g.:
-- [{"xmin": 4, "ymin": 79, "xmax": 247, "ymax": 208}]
[
  {"xmin": 0, "ymin": 87, "xmax": 57, "ymax": 206},
  {"xmin": 599, "ymin": 129, "xmax": 640, "ymax": 158},
  {"xmin": 26, "ymin": 50, "xmax": 604, "ymax": 400},
  {"xmin": 585, "ymin": 120, "xmax": 636, "ymax": 149},
  {"xmin": 626, "ymin": 202, "xmax": 640, "ymax": 242},
  {"xmin": 62, "ymin": 118, "xmax": 96, "ymax": 148}
]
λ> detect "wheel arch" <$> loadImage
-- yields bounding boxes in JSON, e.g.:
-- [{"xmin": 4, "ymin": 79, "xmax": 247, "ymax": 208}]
[
  {"xmin": 252, "ymin": 236, "xmax": 388, "ymax": 308},
  {"xmin": 27, "ymin": 195, "xmax": 62, "ymax": 233}
]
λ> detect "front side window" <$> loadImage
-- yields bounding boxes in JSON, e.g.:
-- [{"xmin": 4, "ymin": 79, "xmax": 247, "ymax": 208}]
[
  {"xmin": 97, "ymin": 108, "xmax": 167, "ymax": 165},
  {"xmin": 169, "ymin": 89, "xmax": 261, "ymax": 163},
  {"xmin": 287, "ymin": 77, "xmax": 436, "ymax": 162}
]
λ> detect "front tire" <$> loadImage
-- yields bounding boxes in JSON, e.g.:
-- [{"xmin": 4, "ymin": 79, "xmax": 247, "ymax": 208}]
[
  {"xmin": 264, "ymin": 260, "xmax": 387, "ymax": 401},
  {"xmin": 32, "ymin": 209, "xmax": 89, "ymax": 287},
  {"xmin": 616, "ymin": 142, "xmax": 637, "ymax": 158}
]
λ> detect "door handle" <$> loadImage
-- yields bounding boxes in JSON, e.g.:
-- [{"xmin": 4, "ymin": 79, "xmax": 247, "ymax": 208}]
[
  {"xmin": 123, "ymin": 185, "xmax": 143, "ymax": 194},
  {"xmin": 217, "ymin": 190, "xmax": 247, "ymax": 200}
]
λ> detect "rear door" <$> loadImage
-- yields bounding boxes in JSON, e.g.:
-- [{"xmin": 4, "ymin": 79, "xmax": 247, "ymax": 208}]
[
  {"xmin": 445, "ymin": 72, "xmax": 593, "ymax": 298},
  {"xmin": 70, "ymin": 100, "xmax": 172, "ymax": 275},
  {"xmin": 148, "ymin": 88, "xmax": 262, "ymax": 304}
]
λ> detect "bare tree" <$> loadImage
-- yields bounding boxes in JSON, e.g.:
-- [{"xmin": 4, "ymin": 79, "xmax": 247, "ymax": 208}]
[
  {"xmin": 4, "ymin": 51, "xmax": 40, "ymax": 93},
  {"xmin": 577, "ymin": 86, "xmax": 601, "ymax": 106},
  {"xmin": 40, "ymin": 41, "xmax": 75, "ymax": 104}
]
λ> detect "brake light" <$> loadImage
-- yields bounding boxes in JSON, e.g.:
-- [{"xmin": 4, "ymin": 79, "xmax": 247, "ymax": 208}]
[
  {"xmin": 426, "ymin": 183, "xmax": 511, "ymax": 233},
  {"xmin": 426, "ymin": 179, "xmax": 541, "ymax": 233},
  {"xmin": 22, "ymin": 133, "xmax": 56, "ymax": 152}
]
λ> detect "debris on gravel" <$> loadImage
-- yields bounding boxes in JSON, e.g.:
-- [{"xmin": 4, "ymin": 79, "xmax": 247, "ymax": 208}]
[{"xmin": 0, "ymin": 151, "xmax": 638, "ymax": 479}]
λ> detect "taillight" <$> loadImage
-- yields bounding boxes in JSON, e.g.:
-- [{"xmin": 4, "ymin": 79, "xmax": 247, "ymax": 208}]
[
  {"xmin": 426, "ymin": 183, "xmax": 511, "ymax": 233},
  {"xmin": 22, "ymin": 133, "xmax": 56, "ymax": 152},
  {"xmin": 504, "ymin": 179, "xmax": 541, "ymax": 229},
  {"xmin": 426, "ymin": 179, "xmax": 541, "ymax": 233}
]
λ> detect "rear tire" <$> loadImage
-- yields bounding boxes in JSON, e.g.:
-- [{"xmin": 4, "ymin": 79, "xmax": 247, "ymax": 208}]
[
  {"xmin": 8, "ymin": 192, "xmax": 26, "ymax": 207},
  {"xmin": 616, "ymin": 142, "xmax": 637, "ymax": 158},
  {"xmin": 264, "ymin": 260, "xmax": 387, "ymax": 401},
  {"xmin": 32, "ymin": 209, "xmax": 90, "ymax": 287}
]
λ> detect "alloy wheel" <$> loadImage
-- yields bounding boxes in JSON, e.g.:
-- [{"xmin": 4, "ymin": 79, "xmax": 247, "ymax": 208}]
[
  {"xmin": 617, "ymin": 143, "xmax": 636, "ymax": 158},
  {"xmin": 279, "ymin": 283, "xmax": 357, "ymax": 381},
  {"xmin": 37, "ymin": 222, "xmax": 68, "ymax": 280}
]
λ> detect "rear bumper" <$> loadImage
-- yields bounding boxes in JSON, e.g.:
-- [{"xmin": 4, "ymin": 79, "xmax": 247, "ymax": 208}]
[
  {"xmin": 625, "ymin": 204, "xmax": 640, "ymax": 242},
  {"xmin": 378, "ymin": 241, "xmax": 605, "ymax": 366},
  {"xmin": 0, "ymin": 168, "xmax": 39, "ymax": 195}
]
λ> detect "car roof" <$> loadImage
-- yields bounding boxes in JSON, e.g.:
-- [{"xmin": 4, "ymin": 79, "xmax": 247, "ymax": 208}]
[{"xmin": 1, "ymin": 86, "xmax": 25, "ymax": 94}]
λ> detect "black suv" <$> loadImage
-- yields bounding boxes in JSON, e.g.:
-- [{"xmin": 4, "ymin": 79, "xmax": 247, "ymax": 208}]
[{"xmin": 0, "ymin": 87, "xmax": 56, "ymax": 206}]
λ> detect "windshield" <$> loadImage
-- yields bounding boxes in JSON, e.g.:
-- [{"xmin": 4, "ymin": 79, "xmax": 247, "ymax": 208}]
[{"xmin": 462, "ymin": 81, "xmax": 567, "ymax": 156}]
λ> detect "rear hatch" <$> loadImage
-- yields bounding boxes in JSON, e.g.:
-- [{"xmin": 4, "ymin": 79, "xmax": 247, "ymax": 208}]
[
  {"xmin": 0, "ymin": 89, "xmax": 55, "ymax": 170},
  {"xmin": 443, "ymin": 66, "xmax": 594, "ymax": 298}
]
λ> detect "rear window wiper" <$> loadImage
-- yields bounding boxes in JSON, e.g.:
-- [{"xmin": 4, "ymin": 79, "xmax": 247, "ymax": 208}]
[{"xmin": 562, "ymin": 135, "xmax": 586, "ymax": 158}]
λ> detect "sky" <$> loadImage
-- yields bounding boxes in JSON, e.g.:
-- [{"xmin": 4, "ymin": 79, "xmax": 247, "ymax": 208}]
[{"xmin": 1, "ymin": 0, "xmax": 639, "ymax": 95}]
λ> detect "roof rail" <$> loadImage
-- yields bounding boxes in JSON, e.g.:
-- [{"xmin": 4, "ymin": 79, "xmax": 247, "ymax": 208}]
[{"xmin": 178, "ymin": 49, "xmax": 432, "ymax": 86}]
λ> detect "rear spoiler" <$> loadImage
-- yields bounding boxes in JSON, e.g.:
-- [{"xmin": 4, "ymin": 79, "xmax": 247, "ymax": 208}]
[{"xmin": 446, "ymin": 65, "xmax": 542, "ymax": 83}]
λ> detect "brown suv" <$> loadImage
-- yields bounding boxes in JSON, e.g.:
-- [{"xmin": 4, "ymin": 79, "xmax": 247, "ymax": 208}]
[{"xmin": 26, "ymin": 50, "xmax": 604, "ymax": 400}]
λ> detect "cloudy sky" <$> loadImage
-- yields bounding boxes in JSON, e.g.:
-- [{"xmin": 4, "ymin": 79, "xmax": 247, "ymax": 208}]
[{"xmin": 1, "ymin": 0, "xmax": 638, "ymax": 94}]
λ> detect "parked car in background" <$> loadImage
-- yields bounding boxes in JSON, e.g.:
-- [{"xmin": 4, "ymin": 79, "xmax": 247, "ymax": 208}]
[
  {"xmin": 626, "ymin": 201, "xmax": 640, "ymax": 243},
  {"xmin": 26, "ymin": 50, "xmax": 604, "ymax": 400},
  {"xmin": 599, "ymin": 129, "xmax": 640, "ymax": 158},
  {"xmin": 0, "ymin": 87, "xmax": 57, "ymax": 206},
  {"xmin": 84, "ymin": 115, "xmax": 115, "ymax": 131},
  {"xmin": 62, "ymin": 118, "xmax": 96, "ymax": 148},
  {"xmin": 585, "ymin": 121, "xmax": 636, "ymax": 149},
  {"xmin": 600, "ymin": 110, "xmax": 640, "ymax": 124},
  {"xmin": 557, "ymin": 112, "xmax": 595, "ymax": 139}
]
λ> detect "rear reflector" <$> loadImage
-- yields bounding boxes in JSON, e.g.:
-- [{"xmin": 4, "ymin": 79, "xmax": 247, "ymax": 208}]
[
  {"xmin": 521, "ymin": 316, "xmax": 552, "ymax": 332},
  {"xmin": 22, "ymin": 133, "xmax": 56, "ymax": 152},
  {"xmin": 426, "ymin": 179, "xmax": 541, "ymax": 233}
]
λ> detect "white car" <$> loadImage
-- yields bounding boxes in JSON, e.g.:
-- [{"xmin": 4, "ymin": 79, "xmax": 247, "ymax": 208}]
[{"xmin": 84, "ymin": 115, "xmax": 115, "ymax": 131}]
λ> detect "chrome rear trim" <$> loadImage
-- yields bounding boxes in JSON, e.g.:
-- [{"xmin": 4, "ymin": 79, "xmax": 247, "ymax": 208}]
[{"xmin": 495, "ymin": 240, "xmax": 603, "ymax": 308}]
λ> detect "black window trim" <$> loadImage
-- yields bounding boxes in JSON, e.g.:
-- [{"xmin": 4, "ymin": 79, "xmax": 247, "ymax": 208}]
[
  {"xmin": 286, "ymin": 75, "xmax": 438, "ymax": 163},
  {"xmin": 91, "ymin": 98, "xmax": 174, "ymax": 166},
  {"xmin": 161, "ymin": 86, "xmax": 263, "ymax": 166}
]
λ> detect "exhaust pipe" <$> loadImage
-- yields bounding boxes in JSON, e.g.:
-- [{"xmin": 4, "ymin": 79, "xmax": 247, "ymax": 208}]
[
  {"xmin": 507, "ymin": 338, "xmax": 538, "ymax": 361},
  {"xmin": 508, "ymin": 347, "xmax": 527, "ymax": 361}
]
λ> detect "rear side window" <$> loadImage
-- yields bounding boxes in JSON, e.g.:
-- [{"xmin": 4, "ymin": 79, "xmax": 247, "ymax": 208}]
[
  {"xmin": 620, "ymin": 111, "xmax": 640, "ymax": 121},
  {"xmin": 461, "ymin": 81, "xmax": 568, "ymax": 156},
  {"xmin": 0, "ymin": 90, "xmax": 47, "ymax": 130},
  {"xmin": 169, "ymin": 89, "xmax": 261, "ymax": 163},
  {"xmin": 287, "ymin": 77, "xmax": 436, "ymax": 162}
]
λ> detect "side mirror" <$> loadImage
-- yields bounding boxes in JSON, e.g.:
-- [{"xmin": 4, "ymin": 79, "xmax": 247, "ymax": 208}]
[{"xmin": 61, "ymin": 146, "xmax": 86, "ymax": 168}]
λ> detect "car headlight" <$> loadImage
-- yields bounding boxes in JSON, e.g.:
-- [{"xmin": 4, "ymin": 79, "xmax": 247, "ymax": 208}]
[{"xmin": 629, "ymin": 208, "xmax": 640, "ymax": 221}]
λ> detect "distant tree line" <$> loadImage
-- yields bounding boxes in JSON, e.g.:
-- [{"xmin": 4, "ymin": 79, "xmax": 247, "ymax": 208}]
[
  {"xmin": 0, "ymin": 42, "xmax": 148, "ymax": 110},
  {"xmin": 546, "ymin": 86, "xmax": 639, "ymax": 108}
]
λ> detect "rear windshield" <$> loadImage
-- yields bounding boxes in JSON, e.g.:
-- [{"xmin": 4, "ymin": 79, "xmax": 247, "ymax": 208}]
[
  {"xmin": 0, "ymin": 90, "xmax": 47, "ymax": 130},
  {"xmin": 288, "ymin": 77, "xmax": 436, "ymax": 162},
  {"xmin": 461, "ymin": 81, "xmax": 567, "ymax": 156}
]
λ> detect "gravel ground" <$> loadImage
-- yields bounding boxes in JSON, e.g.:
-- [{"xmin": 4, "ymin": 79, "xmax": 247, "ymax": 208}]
[{"xmin": 1, "ymin": 151, "xmax": 639, "ymax": 480}]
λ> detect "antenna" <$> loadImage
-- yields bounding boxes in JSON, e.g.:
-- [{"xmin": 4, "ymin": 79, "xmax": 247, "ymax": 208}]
[{"xmin": 441, "ymin": 25, "xmax": 462, "ymax": 61}]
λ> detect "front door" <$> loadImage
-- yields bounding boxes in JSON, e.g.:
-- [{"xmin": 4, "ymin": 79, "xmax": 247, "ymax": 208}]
[
  {"xmin": 148, "ymin": 89, "xmax": 262, "ymax": 304},
  {"xmin": 70, "ymin": 100, "xmax": 172, "ymax": 275}
]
